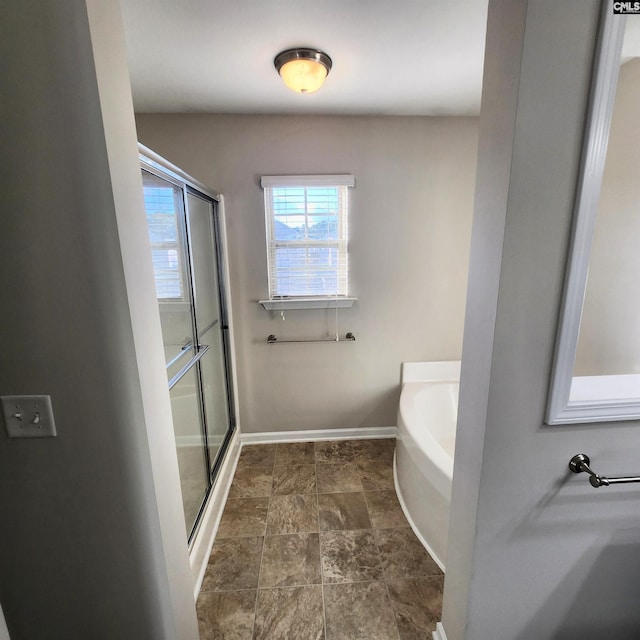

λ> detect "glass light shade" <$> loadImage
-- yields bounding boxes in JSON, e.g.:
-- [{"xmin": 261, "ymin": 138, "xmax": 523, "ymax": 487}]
[{"xmin": 279, "ymin": 59, "xmax": 328, "ymax": 94}]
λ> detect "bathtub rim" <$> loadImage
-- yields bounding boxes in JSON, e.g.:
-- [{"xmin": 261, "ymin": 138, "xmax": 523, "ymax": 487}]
[{"xmin": 402, "ymin": 360, "xmax": 461, "ymax": 384}]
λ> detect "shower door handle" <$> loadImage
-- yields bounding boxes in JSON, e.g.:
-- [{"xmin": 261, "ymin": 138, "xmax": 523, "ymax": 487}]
[{"xmin": 168, "ymin": 344, "xmax": 210, "ymax": 390}]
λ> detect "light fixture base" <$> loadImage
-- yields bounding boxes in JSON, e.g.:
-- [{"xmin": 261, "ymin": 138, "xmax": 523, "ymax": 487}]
[{"xmin": 274, "ymin": 48, "xmax": 332, "ymax": 73}]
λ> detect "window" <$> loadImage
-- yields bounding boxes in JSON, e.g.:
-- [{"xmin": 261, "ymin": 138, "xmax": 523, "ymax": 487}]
[
  {"xmin": 262, "ymin": 175, "xmax": 354, "ymax": 302},
  {"xmin": 142, "ymin": 173, "xmax": 186, "ymax": 301}
]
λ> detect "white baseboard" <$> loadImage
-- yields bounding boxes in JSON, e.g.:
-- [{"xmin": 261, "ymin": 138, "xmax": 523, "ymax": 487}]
[
  {"xmin": 189, "ymin": 429, "xmax": 241, "ymax": 599},
  {"xmin": 433, "ymin": 622, "xmax": 448, "ymax": 640},
  {"xmin": 393, "ymin": 452, "xmax": 446, "ymax": 573},
  {"xmin": 240, "ymin": 426, "xmax": 397, "ymax": 445}
]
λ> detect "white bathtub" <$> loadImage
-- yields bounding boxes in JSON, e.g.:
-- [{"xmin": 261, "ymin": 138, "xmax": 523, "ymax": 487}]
[{"xmin": 394, "ymin": 361, "xmax": 460, "ymax": 571}]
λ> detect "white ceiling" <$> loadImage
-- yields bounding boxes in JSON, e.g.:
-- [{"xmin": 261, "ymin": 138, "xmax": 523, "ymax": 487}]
[{"xmin": 121, "ymin": 0, "xmax": 490, "ymax": 116}]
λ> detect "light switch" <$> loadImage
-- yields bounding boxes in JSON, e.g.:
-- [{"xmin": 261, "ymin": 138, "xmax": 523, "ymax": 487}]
[{"xmin": 1, "ymin": 395, "xmax": 57, "ymax": 438}]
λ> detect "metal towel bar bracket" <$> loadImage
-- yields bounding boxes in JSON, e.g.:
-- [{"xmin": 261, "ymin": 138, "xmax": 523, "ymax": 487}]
[{"xmin": 569, "ymin": 453, "xmax": 640, "ymax": 488}]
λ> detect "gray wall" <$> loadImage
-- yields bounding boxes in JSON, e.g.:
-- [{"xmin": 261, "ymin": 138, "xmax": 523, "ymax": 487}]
[
  {"xmin": 445, "ymin": 2, "xmax": 640, "ymax": 638},
  {"xmin": 136, "ymin": 114, "xmax": 478, "ymax": 433},
  {"xmin": 0, "ymin": 1, "xmax": 197, "ymax": 638}
]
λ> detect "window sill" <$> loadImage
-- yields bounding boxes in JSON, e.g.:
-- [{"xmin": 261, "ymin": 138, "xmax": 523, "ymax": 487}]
[{"xmin": 258, "ymin": 297, "xmax": 357, "ymax": 311}]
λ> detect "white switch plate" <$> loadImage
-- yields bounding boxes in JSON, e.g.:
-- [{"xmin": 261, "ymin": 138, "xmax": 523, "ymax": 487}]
[{"xmin": 1, "ymin": 395, "xmax": 57, "ymax": 438}]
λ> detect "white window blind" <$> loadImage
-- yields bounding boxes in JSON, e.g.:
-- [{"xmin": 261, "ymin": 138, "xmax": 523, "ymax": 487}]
[
  {"xmin": 262, "ymin": 175, "xmax": 354, "ymax": 299},
  {"xmin": 143, "ymin": 181, "xmax": 185, "ymax": 300}
]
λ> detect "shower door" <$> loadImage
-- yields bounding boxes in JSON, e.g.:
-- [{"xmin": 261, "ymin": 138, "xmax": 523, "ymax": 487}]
[
  {"xmin": 141, "ymin": 162, "xmax": 234, "ymax": 543},
  {"xmin": 185, "ymin": 191, "xmax": 231, "ymax": 470}
]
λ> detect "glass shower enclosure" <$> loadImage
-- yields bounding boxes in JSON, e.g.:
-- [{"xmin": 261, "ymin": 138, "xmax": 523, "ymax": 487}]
[{"xmin": 140, "ymin": 150, "xmax": 235, "ymax": 543}]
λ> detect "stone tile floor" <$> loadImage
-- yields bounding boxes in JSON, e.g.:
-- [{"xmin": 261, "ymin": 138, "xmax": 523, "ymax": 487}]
[{"xmin": 197, "ymin": 439, "xmax": 443, "ymax": 640}]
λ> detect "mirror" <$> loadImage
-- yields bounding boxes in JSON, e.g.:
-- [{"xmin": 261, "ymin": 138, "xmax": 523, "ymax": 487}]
[{"xmin": 547, "ymin": 8, "xmax": 640, "ymax": 424}]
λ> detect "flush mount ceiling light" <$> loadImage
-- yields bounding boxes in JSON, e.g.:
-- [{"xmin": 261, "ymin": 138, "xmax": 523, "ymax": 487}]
[{"xmin": 274, "ymin": 48, "xmax": 332, "ymax": 94}]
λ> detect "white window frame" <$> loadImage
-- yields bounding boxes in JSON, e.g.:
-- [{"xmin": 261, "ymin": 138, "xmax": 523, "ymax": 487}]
[{"xmin": 259, "ymin": 175, "xmax": 356, "ymax": 310}]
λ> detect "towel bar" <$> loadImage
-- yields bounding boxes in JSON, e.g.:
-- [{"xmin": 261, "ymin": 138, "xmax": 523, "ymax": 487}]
[
  {"xmin": 267, "ymin": 332, "xmax": 355, "ymax": 344},
  {"xmin": 569, "ymin": 453, "xmax": 640, "ymax": 488}
]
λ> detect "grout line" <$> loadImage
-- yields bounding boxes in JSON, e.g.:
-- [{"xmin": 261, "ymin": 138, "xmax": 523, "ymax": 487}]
[
  {"xmin": 325, "ymin": 577, "xmax": 394, "ymax": 587},
  {"xmin": 315, "ymin": 456, "xmax": 328, "ymax": 640},
  {"xmin": 366, "ymin": 490, "xmax": 401, "ymax": 639},
  {"xmin": 201, "ymin": 586, "xmax": 261, "ymax": 594},
  {"xmin": 366, "ymin": 487, "xmax": 403, "ymax": 640},
  {"xmin": 254, "ymin": 578, "xmax": 325, "ymax": 589},
  {"xmin": 260, "ymin": 529, "xmax": 321, "ymax": 537},
  {"xmin": 249, "ymin": 451, "xmax": 272, "ymax": 640},
  {"xmin": 382, "ymin": 575, "xmax": 403, "ymax": 640},
  {"xmin": 256, "ymin": 584, "xmax": 323, "ymax": 592},
  {"xmin": 361, "ymin": 488, "xmax": 375, "ymax": 531}
]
